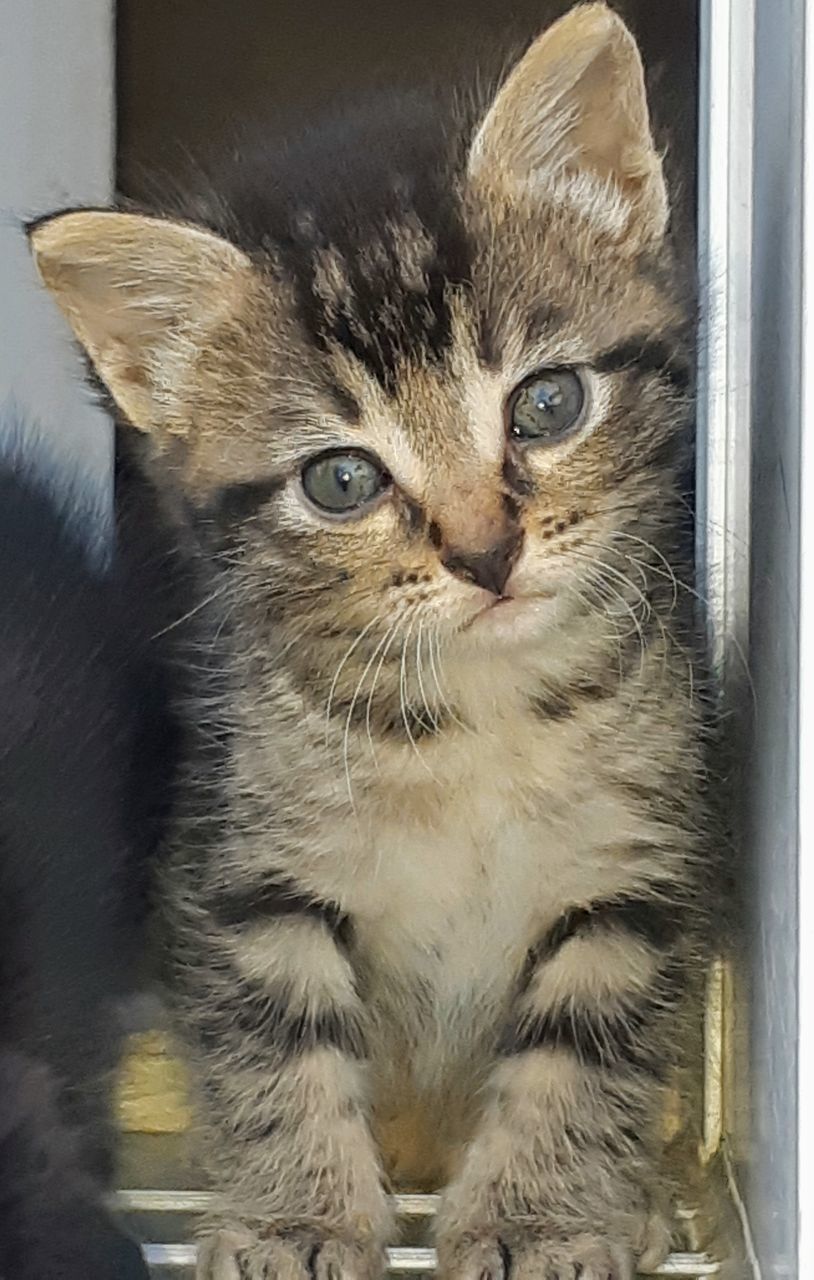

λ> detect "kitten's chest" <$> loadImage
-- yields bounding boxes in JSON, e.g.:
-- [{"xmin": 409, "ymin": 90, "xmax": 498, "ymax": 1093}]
[
  {"xmin": 343, "ymin": 719, "xmax": 627, "ymax": 1014},
  {"xmin": 356, "ymin": 799, "xmax": 544, "ymax": 1008}
]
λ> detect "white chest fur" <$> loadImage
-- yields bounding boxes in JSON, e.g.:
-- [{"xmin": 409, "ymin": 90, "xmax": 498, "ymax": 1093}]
[{"xmin": 335, "ymin": 703, "xmax": 649, "ymax": 1058}]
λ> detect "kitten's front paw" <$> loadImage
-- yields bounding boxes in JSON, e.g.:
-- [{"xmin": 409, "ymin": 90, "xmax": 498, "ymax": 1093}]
[
  {"xmin": 438, "ymin": 1230, "xmax": 634, "ymax": 1280},
  {"xmin": 197, "ymin": 1227, "xmax": 386, "ymax": 1280}
]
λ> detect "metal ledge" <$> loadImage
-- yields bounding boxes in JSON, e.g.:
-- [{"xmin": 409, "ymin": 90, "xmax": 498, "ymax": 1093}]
[
  {"xmin": 140, "ymin": 1242, "xmax": 721, "ymax": 1278},
  {"xmin": 117, "ymin": 1190, "xmax": 721, "ymax": 1278}
]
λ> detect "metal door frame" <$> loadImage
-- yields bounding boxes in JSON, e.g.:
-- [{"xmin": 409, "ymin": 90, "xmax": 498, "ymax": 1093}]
[{"xmin": 698, "ymin": 1, "xmax": 806, "ymax": 1276}]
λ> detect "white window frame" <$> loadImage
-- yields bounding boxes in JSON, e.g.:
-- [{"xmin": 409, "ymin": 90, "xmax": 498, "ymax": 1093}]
[{"xmin": 699, "ymin": 1, "xmax": 805, "ymax": 1276}]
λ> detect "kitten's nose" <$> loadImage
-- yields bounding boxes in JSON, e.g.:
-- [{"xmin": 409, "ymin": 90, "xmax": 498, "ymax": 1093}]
[{"xmin": 441, "ymin": 529, "xmax": 523, "ymax": 597}]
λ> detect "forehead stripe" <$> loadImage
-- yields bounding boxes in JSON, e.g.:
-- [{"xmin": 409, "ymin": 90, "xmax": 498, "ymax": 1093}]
[{"xmin": 280, "ymin": 205, "xmax": 472, "ymax": 394}]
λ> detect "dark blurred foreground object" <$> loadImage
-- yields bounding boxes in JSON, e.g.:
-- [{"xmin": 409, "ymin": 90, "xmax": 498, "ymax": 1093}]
[{"xmin": 0, "ymin": 417, "xmax": 188, "ymax": 1280}]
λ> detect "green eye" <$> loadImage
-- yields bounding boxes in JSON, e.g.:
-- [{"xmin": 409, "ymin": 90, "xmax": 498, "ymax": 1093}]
[
  {"xmin": 301, "ymin": 450, "xmax": 391, "ymax": 515},
  {"xmin": 507, "ymin": 369, "xmax": 585, "ymax": 443}
]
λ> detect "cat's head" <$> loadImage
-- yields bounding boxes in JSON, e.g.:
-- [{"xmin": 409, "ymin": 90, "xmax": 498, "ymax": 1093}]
[{"xmin": 31, "ymin": 3, "xmax": 693, "ymax": 724}]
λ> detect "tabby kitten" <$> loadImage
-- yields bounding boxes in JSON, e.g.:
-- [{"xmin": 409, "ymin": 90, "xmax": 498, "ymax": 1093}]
[{"xmin": 31, "ymin": 5, "xmax": 710, "ymax": 1278}]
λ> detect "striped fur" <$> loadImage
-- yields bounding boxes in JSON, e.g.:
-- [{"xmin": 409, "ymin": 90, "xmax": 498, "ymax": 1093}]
[{"xmin": 31, "ymin": 6, "xmax": 715, "ymax": 1280}]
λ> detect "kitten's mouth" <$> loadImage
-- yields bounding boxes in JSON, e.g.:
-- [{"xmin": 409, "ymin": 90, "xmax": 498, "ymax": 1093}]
[
  {"xmin": 464, "ymin": 591, "xmax": 554, "ymax": 637},
  {"xmin": 482, "ymin": 594, "xmax": 517, "ymax": 612}
]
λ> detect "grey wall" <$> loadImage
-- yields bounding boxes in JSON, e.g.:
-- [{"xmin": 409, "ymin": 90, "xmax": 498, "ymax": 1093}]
[{"xmin": 0, "ymin": 0, "xmax": 114, "ymax": 496}]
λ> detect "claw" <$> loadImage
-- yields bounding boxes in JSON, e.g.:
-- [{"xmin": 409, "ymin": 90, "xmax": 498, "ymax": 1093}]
[
  {"xmin": 438, "ymin": 1232, "xmax": 633, "ymax": 1280},
  {"xmin": 197, "ymin": 1230, "xmax": 384, "ymax": 1280}
]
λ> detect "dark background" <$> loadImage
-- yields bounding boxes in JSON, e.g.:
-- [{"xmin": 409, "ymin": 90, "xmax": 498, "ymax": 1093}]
[{"xmin": 117, "ymin": 1, "xmax": 698, "ymax": 227}]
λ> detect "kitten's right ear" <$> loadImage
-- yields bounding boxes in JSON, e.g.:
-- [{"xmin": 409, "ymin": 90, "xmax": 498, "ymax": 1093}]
[{"xmin": 29, "ymin": 210, "xmax": 252, "ymax": 433}]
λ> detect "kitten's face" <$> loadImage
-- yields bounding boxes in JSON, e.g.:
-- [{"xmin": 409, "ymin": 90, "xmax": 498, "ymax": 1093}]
[
  {"xmin": 31, "ymin": 3, "xmax": 693, "ymax": 714},
  {"xmin": 192, "ymin": 195, "xmax": 688, "ymax": 671}
]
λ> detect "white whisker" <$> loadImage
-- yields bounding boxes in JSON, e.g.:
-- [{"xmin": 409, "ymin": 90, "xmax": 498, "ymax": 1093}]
[
  {"xmin": 343, "ymin": 621, "xmax": 399, "ymax": 782},
  {"xmin": 414, "ymin": 616, "xmax": 440, "ymax": 734},
  {"xmin": 324, "ymin": 614, "xmax": 382, "ymax": 744},
  {"xmin": 609, "ymin": 530, "xmax": 681, "ymax": 611},
  {"xmin": 399, "ymin": 615, "xmax": 438, "ymax": 779},
  {"xmin": 149, "ymin": 581, "xmax": 236, "ymax": 642},
  {"xmin": 428, "ymin": 629, "xmax": 470, "ymax": 733},
  {"xmin": 364, "ymin": 623, "xmax": 401, "ymax": 767},
  {"xmin": 568, "ymin": 549, "xmax": 648, "ymax": 681}
]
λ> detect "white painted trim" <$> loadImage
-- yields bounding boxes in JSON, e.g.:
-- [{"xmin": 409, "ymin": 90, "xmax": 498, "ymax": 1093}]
[
  {"xmin": 696, "ymin": 0, "xmax": 757, "ymax": 1195},
  {"xmin": 696, "ymin": 0, "xmax": 754, "ymax": 682},
  {"xmin": 797, "ymin": 1, "xmax": 813, "ymax": 1272}
]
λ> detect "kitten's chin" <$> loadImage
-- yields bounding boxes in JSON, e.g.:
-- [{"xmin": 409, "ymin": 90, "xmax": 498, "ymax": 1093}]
[{"xmin": 461, "ymin": 594, "xmax": 556, "ymax": 647}]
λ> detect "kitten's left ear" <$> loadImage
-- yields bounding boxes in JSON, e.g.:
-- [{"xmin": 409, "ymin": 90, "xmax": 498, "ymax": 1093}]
[
  {"xmin": 469, "ymin": 2, "xmax": 667, "ymax": 245},
  {"xmin": 29, "ymin": 210, "xmax": 252, "ymax": 434}
]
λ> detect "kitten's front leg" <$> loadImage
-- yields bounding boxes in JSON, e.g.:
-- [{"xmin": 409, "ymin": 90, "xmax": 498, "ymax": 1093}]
[
  {"xmin": 170, "ymin": 877, "xmax": 392, "ymax": 1280},
  {"xmin": 437, "ymin": 892, "xmax": 687, "ymax": 1280}
]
